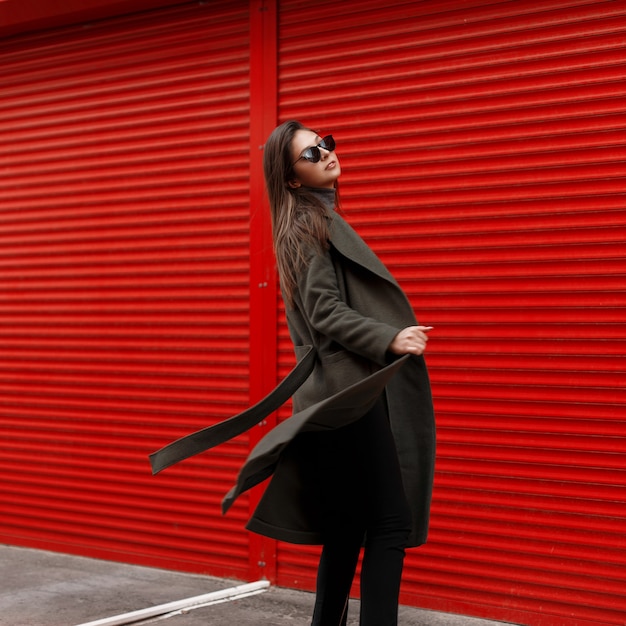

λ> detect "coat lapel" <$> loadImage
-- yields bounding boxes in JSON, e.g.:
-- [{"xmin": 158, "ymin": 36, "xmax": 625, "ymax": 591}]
[{"xmin": 329, "ymin": 212, "xmax": 400, "ymax": 287}]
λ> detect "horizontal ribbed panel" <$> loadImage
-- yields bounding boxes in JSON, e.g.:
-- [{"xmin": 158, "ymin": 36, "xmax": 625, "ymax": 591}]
[
  {"xmin": 277, "ymin": 1, "xmax": 626, "ymax": 625},
  {"xmin": 0, "ymin": 1, "xmax": 252, "ymax": 576}
]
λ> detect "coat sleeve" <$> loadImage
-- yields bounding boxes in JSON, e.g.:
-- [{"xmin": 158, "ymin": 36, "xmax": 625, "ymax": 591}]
[{"xmin": 295, "ymin": 246, "xmax": 401, "ymax": 366}]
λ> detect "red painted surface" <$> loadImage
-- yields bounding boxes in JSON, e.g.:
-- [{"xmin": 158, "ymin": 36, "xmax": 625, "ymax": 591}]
[
  {"xmin": 248, "ymin": 0, "xmax": 278, "ymax": 583},
  {"xmin": 0, "ymin": 0, "xmax": 254, "ymax": 580},
  {"xmin": 0, "ymin": 0, "xmax": 175, "ymax": 37},
  {"xmin": 1, "ymin": 1, "xmax": 625, "ymax": 624},
  {"xmin": 275, "ymin": 1, "xmax": 626, "ymax": 624}
]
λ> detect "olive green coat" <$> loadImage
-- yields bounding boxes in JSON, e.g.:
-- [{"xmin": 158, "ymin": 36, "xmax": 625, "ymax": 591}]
[{"xmin": 241, "ymin": 209, "xmax": 436, "ymax": 547}]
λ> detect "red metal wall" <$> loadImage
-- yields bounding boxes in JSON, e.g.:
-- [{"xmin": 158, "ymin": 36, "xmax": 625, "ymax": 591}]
[
  {"xmin": 1, "ymin": 1, "xmax": 625, "ymax": 625},
  {"xmin": 0, "ymin": 0, "xmax": 254, "ymax": 578},
  {"xmin": 275, "ymin": 1, "xmax": 626, "ymax": 625}
]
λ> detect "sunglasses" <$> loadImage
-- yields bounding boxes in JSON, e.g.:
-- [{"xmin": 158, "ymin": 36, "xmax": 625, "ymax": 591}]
[{"xmin": 292, "ymin": 135, "xmax": 336, "ymax": 165}]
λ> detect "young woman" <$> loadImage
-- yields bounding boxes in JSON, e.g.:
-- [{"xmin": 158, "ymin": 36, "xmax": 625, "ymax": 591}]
[
  {"xmin": 150, "ymin": 120, "xmax": 435, "ymax": 626},
  {"xmin": 260, "ymin": 120, "xmax": 436, "ymax": 626}
]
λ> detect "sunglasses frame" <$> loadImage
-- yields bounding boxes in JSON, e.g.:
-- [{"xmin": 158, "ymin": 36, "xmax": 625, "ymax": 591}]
[{"xmin": 292, "ymin": 135, "xmax": 335, "ymax": 165}]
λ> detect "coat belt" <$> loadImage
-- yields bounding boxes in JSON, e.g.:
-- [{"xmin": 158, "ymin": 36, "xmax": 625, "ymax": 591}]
[{"xmin": 149, "ymin": 346, "xmax": 316, "ymax": 474}]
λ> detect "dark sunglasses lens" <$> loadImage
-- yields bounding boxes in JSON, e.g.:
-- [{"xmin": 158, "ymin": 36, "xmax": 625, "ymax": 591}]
[
  {"xmin": 319, "ymin": 135, "xmax": 335, "ymax": 151},
  {"xmin": 298, "ymin": 136, "xmax": 334, "ymax": 163},
  {"xmin": 303, "ymin": 146, "xmax": 322, "ymax": 163}
]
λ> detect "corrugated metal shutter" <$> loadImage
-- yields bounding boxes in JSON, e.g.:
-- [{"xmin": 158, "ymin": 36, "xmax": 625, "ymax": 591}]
[
  {"xmin": 0, "ymin": 1, "xmax": 253, "ymax": 577},
  {"xmin": 276, "ymin": 1, "xmax": 626, "ymax": 624}
]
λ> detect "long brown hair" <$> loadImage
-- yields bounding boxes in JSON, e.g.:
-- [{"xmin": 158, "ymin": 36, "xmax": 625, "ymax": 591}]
[{"xmin": 263, "ymin": 120, "xmax": 336, "ymax": 307}]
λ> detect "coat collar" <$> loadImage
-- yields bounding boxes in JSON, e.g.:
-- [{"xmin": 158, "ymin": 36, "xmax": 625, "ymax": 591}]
[
  {"xmin": 329, "ymin": 211, "xmax": 400, "ymax": 287},
  {"xmin": 303, "ymin": 186, "xmax": 400, "ymax": 287}
]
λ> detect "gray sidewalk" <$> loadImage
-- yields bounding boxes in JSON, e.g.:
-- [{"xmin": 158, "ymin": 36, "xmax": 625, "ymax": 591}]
[{"xmin": 0, "ymin": 544, "xmax": 513, "ymax": 626}]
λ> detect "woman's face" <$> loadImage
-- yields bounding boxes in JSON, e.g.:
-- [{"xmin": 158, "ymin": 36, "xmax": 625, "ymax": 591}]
[{"xmin": 289, "ymin": 129, "xmax": 341, "ymax": 189}]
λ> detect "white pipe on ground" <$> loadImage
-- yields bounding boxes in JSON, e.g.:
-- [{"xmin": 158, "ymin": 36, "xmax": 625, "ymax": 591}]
[{"xmin": 74, "ymin": 580, "xmax": 271, "ymax": 626}]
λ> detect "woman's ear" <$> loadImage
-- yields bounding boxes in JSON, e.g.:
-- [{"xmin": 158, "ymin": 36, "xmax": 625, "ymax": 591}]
[{"xmin": 287, "ymin": 178, "xmax": 301, "ymax": 189}]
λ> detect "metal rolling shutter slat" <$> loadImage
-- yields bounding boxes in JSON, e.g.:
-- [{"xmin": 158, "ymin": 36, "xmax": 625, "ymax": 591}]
[
  {"xmin": 277, "ymin": 1, "xmax": 626, "ymax": 624},
  {"xmin": 0, "ymin": 2, "xmax": 251, "ymax": 576}
]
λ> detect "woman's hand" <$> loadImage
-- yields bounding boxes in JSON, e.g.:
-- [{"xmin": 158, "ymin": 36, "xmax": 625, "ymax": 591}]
[{"xmin": 388, "ymin": 326, "xmax": 433, "ymax": 356}]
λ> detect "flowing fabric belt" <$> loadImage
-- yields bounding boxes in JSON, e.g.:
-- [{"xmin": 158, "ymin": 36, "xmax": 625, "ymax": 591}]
[{"xmin": 149, "ymin": 346, "xmax": 316, "ymax": 475}]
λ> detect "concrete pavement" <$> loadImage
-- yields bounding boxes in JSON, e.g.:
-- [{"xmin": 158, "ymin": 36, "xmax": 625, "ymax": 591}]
[{"xmin": 0, "ymin": 544, "xmax": 513, "ymax": 626}]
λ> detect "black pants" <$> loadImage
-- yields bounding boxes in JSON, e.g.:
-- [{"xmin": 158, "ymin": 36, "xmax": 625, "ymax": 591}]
[{"xmin": 310, "ymin": 397, "xmax": 412, "ymax": 626}]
